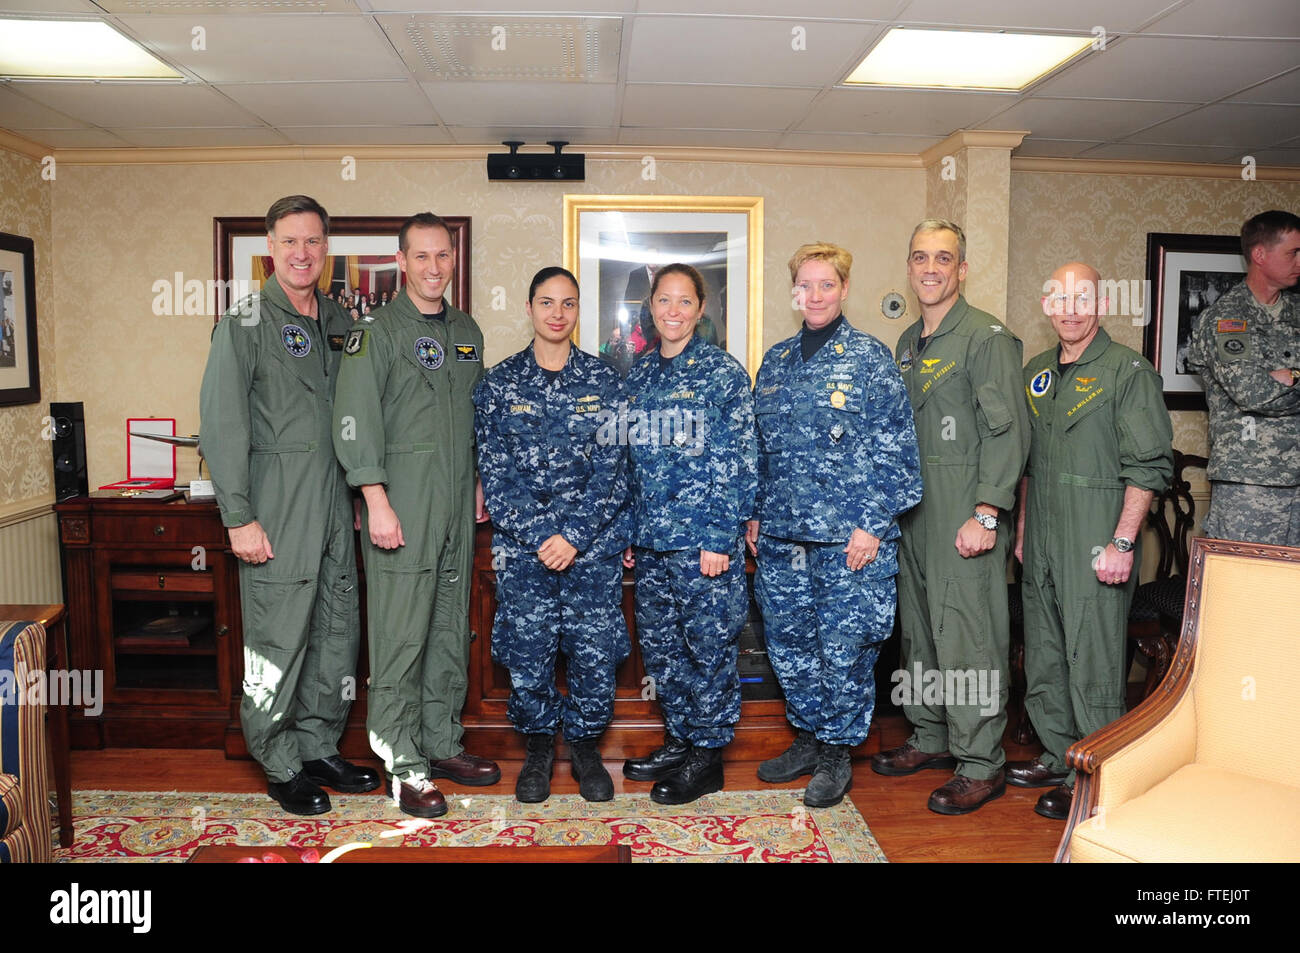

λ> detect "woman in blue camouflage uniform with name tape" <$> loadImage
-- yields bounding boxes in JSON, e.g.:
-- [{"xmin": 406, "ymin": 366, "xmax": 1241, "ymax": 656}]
[
  {"xmin": 620, "ymin": 263, "xmax": 758, "ymax": 805},
  {"xmin": 747, "ymin": 242, "xmax": 923, "ymax": 808}
]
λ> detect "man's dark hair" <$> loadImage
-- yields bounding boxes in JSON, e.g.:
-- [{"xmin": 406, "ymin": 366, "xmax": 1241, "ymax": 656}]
[
  {"xmin": 528, "ymin": 266, "xmax": 579, "ymax": 302},
  {"xmin": 265, "ymin": 195, "xmax": 329, "ymax": 235},
  {"xmin": 398, "ymin": 212, "xmax": 452, "ymax": 253},
  {"xmin": 1241, "ymin": 210, "xmax": 1300, "ymax": 259}
]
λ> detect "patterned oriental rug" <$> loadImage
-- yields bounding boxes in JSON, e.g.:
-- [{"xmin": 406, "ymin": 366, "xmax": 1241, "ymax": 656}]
[{"xmin": 56, "ymin": 789, "xmax": 886, "ymax": 863}]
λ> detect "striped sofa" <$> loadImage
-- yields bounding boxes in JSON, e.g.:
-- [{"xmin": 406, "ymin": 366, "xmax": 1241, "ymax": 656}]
[{"xmin": 0, "ymin": 620, "xmax": 53, "ymax": 863}]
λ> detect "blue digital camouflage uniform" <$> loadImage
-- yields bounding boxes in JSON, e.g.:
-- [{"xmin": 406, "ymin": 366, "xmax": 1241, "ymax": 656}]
[
  {"xmin": 474, "ymin": 344, "xmax": 631, "ymax": 742},
  {"xmin": 624, "ymin": 334, "xmax": 758, "ymax": 748},
  {"xmin": 753, "ymin": 319, "xmax": 923, "ymax": 746}
]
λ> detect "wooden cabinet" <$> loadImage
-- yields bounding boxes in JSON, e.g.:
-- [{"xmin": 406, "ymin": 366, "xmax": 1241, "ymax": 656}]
[{"xmin": 57, "ymin": 499, "xmax": 796, "ymax": 760}]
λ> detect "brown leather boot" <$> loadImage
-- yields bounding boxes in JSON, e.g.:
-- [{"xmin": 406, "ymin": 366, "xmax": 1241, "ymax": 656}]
[
  {"xmin": 927, "ymin": 770, "xmax": 1006, "ymax": 815},
  {"xmin": 870, "ymin": 742, "xmax": 957, "ymax": 777}
]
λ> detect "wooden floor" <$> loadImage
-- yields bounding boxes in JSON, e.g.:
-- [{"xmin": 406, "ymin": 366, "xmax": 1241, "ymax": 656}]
[{"xmin": 69, "ymin": 713, "xmax": 1066, "ymax": 863}]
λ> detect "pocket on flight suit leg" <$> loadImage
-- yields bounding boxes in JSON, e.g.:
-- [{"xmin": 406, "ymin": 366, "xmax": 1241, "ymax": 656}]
[
  {"xmin": 935, "ymin": 575, "xmax": 997, "ymax": 674},
  {"xmin": 1072, "ymin": 594, "xmax": 1126, "ymax": 735},
  {"xmin": 241, "ymin": 573, "xmax": 316, "ymax": 694}
]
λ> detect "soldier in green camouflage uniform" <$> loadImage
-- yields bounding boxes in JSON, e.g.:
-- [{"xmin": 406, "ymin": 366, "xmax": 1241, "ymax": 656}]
[{"xmin": 1186, "ymin": 210, "xmax": 1300, "ymax": 546}]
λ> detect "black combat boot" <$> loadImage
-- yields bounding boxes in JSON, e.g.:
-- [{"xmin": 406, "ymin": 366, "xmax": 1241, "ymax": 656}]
[
  {"xmin": 757, "ymin": 729, "xmax": 819, "ymax": 783},
  {"xmin": 804, "ymin": 742, "xmax": 853, "ymax": 808},
  {"xmin": 515, "ymin": 734, "xmax": 555, "ymax": 803},
  {"xmin": 622, "ymin": 733, "xmax": 689, "ymax": 781},
  {"xmin": 650, "ymin": 745, "xmax": 724, "ymax": 805},
  {"xmin": 569, "ymin": 738, "xmax": 615, "ymax": 802}
]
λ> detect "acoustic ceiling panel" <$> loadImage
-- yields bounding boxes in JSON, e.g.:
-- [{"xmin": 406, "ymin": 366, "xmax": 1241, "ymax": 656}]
[{"xmin": 378, "ymin": 15, "xmax": 621, "ymax": 83}]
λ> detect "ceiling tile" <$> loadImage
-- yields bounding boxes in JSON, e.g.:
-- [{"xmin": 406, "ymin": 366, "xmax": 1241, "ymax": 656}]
[
  {"xmin": 798, "ymin": 87, "xmax": 1013, "ymax": 136},
  {"xmin": 775, "ymin": 131, "xmax": 942, "ymax": 152},
  {"xmin": 279, "ymin": 125, "xmax": 453, "ymax": 145},
  {"xmin": 1012, "ymin": 136, "xmax": 1107, "ymax": 157},
  {"xmin": 978, "ymin": 97, "xmax": 1194, "ymax": 140},
  {"xmin": 627, "ymin": 16, "xmax": 879, "ymax": 86},
  {"xmin": 618, "ymin": 128, "xmax": 782, "ymax": 148},
  {"xmin": 0, "ymin": 84, "xmax": 86, "ymax": 128},
  {"xmin": 9, "ymin": 127, "xmax": 130, "ymax": 147},
  {"xmin": 451, "ymin": 126, "xmax": 618, "ymax": 145},
  {"xmin": 115, "ymin": 14, "xmax": 410, "ymax": 83},
  {"xmin": 1131, "ymin": 103, "xmax": 1300, "ymax": 147},
  {"xmin": 639, "ymin": 0, "xmax": 900, "ymax": 16},
  {"xmin": 897, "ymin": 0, "xmax": 1176, "ymax": 33},
  {"xmin": 1244, "ymin": 147, "xmax": 1300, "ymax": 167},
  {"xmin": 1227, "ymin": 68, "xmax": 1300, "ymax": 104},
  {"xmin": 368, "ymin": 0, "xmax": 635, "ymax": 11},
  {"xmin": 1033, "ymin": 37, "xmax": 1300, "ymax": 101},
  {"xmin": 1077, "ymin": 142, "xmax": 1241, "ymax": 163},
  {"xmin": 420, "ymin": 81, "xmax": 616, "ymax": 126},
  {"xmin": 95, "ymin": 0, "xmax": 359, "ymax": 11},
  {"xmin": 6, "ymin": 81, "xmax": 259, "ymax": 127},
  {"xmin": 217, "ymin": 81, "xmax": 435, "ymax": 127},
  {"xmin": 1142, "ymin": 0, "xmax": 1300, "ymax": 38},
  {"xmin": 110, "ymin": 126, "xmax": 290, "ymax": 147},
  {"xmin": 0, "ymin": 0, "xmax": 102, "ymax": 11},
  {"xmin": 622, "ymin": 84, "xmax": 819, "ymax": 130},
  {"xmin": 377, "ymin": 13, "xmax": 622, "ymax": 82}
]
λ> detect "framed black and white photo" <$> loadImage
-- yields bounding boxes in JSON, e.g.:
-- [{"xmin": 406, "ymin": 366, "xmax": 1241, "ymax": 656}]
[
  {"xmin": 1144, "ymin": 232, "xmax": 1245, "ymax": 411},
  {"xmin": 563, "ymin": 195, "xmax": 764, "ymax": 376},
  {"xmin": 0, "ymin": 231, "xmax": 39, "ymax": 406}
]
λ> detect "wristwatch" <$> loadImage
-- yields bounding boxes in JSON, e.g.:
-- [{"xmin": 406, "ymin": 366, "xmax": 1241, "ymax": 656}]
[
  {"xmin": 973, "ymin": 511, "xmax": 998, "ymax": 531},
  {"xmin": 1111, "ymin": 536, "xmax": 1134, "ymax": 553}
]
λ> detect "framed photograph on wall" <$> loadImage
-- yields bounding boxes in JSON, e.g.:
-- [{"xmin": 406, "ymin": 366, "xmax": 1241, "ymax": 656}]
[
  {"xmin": 0, "ymin": 230, "xmax": 39, "ymax": 406},
  {"xmin": 1143, "ymin": 232, "xmax": 1245, "ymax": 411},
  {"xmin": 213, "ymin": 215, "xmax": 471, "ymax": 322},
  {"xmin": 563, "ymin": 195, "xmax": 764, "ymax": 377}
]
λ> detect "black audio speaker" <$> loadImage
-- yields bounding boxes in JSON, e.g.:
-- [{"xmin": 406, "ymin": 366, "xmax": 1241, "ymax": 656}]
[{"xmin": 51, "ymin": 401, "xmax": 88, "ymax": 501}]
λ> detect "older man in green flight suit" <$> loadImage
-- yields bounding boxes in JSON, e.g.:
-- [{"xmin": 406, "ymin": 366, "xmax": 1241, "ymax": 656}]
[
  {"xmin": 200, "ymin": 194, "xmax": 378, "ymax": 816},
  {"xmin": 871, "ymin": 219, "xmax": 1030, "ymax": 816},
  {"xmin": 1010, "ymin": 262, "xmax": 1173, "ymax": 820},
  {"xmin": 332, "ymin": 212, "xmax": 500, "ymax": 819}
]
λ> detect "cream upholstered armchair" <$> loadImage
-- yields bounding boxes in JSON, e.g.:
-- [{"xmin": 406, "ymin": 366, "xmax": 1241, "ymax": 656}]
[
  {"xmin": 1057, "ymin": 538, "xmax": 1300, "ymax": 863},
  {"xmin": 0, "ymin": 620, "xmax": 53, "ymax": 863}
]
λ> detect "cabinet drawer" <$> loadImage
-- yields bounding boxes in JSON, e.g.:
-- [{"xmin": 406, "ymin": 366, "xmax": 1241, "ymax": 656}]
[
  {"xmin": 93, "ymin": 513, "xmax": 225, "ymax": 545},
  {"xmin": 111, "ymin": 570, "xmax": 214, "ymax": 594}
]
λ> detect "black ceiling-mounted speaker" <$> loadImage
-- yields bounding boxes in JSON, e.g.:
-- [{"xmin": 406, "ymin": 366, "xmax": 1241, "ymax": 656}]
[
  {"xmin": 487, "ymin": 140, "xmax": 585, "ymax": 181},
  {"xmin": 51, "ymin": 401, "xmax": 88, "ymax": 502}
]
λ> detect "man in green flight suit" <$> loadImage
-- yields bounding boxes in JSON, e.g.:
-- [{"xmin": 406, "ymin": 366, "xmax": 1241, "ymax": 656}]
[
  {"xmin": 200, "ymin": 194, "xmax": 379, "ymax": 816},
  {"xmin": 1011, "ymin": 262, "xmax": 1173, "ymax": 820},
  {"xmin": 332, "ymin": 212, "xmax": 500, "ymax": 818},
  {"xmin": 871, "ymin": 219, "xmax": 1030, "ymax": 815}
]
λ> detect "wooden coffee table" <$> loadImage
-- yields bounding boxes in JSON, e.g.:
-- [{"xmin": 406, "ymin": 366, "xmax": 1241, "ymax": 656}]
[{"xmin": 189, "ymin": 844, "xmax": 631, "ymax": 863}]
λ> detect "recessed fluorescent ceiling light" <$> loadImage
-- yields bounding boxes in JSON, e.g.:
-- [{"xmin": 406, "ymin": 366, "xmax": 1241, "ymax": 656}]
[
  {"xmin": 846, "ymin": 27, "xmax": 1092, "ymax": 91},
  {"xmin": 0, "ymin": 19, "xmax": 180, "ymax": 79}
]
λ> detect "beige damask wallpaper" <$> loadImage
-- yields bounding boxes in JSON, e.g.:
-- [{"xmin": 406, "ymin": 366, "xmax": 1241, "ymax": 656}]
[
  {"xmin": 1008, "ymin": 170, "xmax": 1300, "ymax": 464},
  {"xmin": 3, "ymin": 143, "xmax": 1298, "ymax": 514},
  {"xmin": 45, "ymin": 156, "xmax": 926, "ymax": 488},
  {"xmin": 0, "ymin": 148, "xmax": 54, "ymax": 510}
]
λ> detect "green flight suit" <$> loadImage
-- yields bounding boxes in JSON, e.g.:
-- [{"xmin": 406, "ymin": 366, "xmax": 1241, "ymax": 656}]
[
  {"xmin": 332, "ymin": 293, "xmax": 484, "ymax": 782},
  {"xmin": 1021, "ymin": 330, "xmax": 1173, "ymax": 781},
  {"xmin": 894, "ymin": 296, "xmax": 1030, "ymax": 779},
  {"xmin": 199, "ymin": 274, "xmax": 360, "ymax": 783}
]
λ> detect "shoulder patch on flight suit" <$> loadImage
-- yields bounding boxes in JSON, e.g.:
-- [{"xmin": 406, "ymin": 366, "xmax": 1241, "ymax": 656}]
[
  {"xmin": 328, "ymin": 334, "xmax": 346, "ymax": 351},
  {"xmin": 344, "ymin": 328, "xmax": 367, "ymax": 356},
  {"xmin": 899, "ymin": 347, "xmax": 913, "ymax": 370},
  {"xmin": 415, "ymin": 336, "xmax": 445, "ymax": 370},
  {"xmin": 455, "ymin": 344, "xmax": 480, "ymax": 362},
  {"xmin": 1029, "ymin": 369, "xmax": 1053, "ymax": 397},
  {"xmin": 281, "ymin": 324, "xmax": 311, "ymax": 358}
]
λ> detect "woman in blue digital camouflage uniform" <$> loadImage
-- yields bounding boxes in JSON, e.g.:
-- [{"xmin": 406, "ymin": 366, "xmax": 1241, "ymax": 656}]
[
  {"xmin": 620, "ymin": 263, "xmax": 757, "ymax": 805},
  {"xmin": 747, "ymin": 242, "xmax": 922, "ymax": 808}
]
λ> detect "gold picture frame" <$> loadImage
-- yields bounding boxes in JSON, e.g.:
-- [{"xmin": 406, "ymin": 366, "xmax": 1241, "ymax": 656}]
[{"xmin": 563, "ymin": 194, "xmax": 764, "ymax": 377}]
